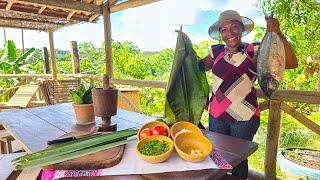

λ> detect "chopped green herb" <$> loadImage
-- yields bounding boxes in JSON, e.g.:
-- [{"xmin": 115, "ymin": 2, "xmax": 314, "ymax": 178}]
[{"xmin": 138, "ymin": 140, "xmax": 170, "ymax": 156}]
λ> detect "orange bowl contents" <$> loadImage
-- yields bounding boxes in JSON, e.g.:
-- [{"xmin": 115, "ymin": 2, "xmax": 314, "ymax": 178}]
[
  {"xmin": 174, "ymin": 132, "xmax": 212, "ymax": 162},
  {"xmin": 170, "ymin": 121, "xmax": 203, "ymax": 139},
  {"xmin": 138, "ymin": 121, "xmax": 170, "ymax": 141},
  {"xmin": 136, "ymin": 135, "xmax": 174, "ymax": 163}
]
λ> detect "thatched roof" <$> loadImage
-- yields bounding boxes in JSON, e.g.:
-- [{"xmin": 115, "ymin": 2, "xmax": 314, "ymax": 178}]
[{"xmin": 0, "ymin": 0, "xmax": 160, "ymax": 31}]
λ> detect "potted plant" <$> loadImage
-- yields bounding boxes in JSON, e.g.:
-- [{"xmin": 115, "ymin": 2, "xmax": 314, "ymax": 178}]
[{"xmin": 69, "ymin": 84, "xmax": 95, "ymax": 125}]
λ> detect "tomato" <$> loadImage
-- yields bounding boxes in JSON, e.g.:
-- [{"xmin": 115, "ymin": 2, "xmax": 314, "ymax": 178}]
[
  {"xmin": 139, "ymin": 128, "xmax": 151, "ymax": 140},
  {"xmin": 152, "ymin": 125, "xmax": 167, "ymax": 136}
]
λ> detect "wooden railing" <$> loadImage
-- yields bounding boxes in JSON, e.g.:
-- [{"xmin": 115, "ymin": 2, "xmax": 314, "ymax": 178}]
[{"xmin": 1, "ymin": 74, "xmax": 320, "ymax": 179}]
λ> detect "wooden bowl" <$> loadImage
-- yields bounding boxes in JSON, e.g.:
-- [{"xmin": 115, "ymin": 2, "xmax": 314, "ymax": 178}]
[
  {"xmin": 174, "ymin": 132, "xmax": 212, "ymax": 162},
  {"xmin": 138, "ymin": 121, "xmax": 170, "ymax": 141},
  {"xmin": 170, "ymin": 121, "xmax": 202, "ymax": 139},
  {"xmin": 136, "ymin": 135, "xmax": 173, "ymax": 163}
]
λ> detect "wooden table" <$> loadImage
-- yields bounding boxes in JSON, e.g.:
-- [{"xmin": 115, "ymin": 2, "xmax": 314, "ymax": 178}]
[{"xmin": 0, "ymin": 103, "xmax": 258, "ymax": 180}]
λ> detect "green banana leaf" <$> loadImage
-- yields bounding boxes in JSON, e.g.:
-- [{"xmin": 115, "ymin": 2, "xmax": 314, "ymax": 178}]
[{"xmin": 165, "ymin": 32, "xmax": 210, "ymax": 126}]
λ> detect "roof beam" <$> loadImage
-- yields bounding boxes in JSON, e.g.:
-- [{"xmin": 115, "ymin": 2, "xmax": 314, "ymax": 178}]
[
  {"xmin": 66, "ymin": 10, "xmax": 75, "ymax": 20},
  {"xmin": 88, "ymin": 13, "xmax": 99, "ymax": 22},
  {"xmin": 94, "ymin": 0, "xmax": 104, "ymax": 5},
  {"xmin": 110, "ymin": 0, "xmax": 161, "ymax": 13},
  {"xmin": 108, "ymin": 0, "xmax": 119, "ymax": 6},
  {"xmin": 6, "ymin": 0, "xmax": 102, "ymax": 14},
  {"xmin": 0, "ymin": 19, "xmax": 53, "ymax": 31},
  {"xmin": 5, "ymin": 1, "xmax": 14, "ymax": 10},
  {"xmin": 38, "ymin": 6, "xmax": 46, "ymax": 14}
]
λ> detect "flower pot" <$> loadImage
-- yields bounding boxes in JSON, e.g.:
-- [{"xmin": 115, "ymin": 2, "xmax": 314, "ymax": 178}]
[
  {"xmin": 278, "ymin": 148, "xmax": 320, "ymax": 180},
  {"xmin": 72, "ymin": 103, "xmax": 95, "ymax": 125}
]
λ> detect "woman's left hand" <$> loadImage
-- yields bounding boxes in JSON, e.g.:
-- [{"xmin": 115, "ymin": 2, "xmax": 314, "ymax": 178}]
[{"xmin": 266, "ymin": 17, "xmax": 281, "ymax": 34}]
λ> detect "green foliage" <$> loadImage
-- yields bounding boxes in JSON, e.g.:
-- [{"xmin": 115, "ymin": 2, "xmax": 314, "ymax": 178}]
[
  {"xmin": 0, "ymin": 40, "xmax": 35, "ymax": 74},
  {"xmin": 69, "ymin": 84, "xmax": 94, "ymax": 105},
  {"xmin": 57, "ymin": 61, "xmax": 72, "ymax": 74}
]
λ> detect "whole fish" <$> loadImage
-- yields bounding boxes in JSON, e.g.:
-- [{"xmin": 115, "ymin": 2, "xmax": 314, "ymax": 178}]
[{"xmin": 257, "ymin": 24, "xmax": 286, "ymax": 98}]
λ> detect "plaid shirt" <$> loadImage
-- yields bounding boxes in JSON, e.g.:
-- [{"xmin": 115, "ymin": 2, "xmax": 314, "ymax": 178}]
[{"xmin": 208, "ymin": 43, "xmax": 260, "ymax": 121}]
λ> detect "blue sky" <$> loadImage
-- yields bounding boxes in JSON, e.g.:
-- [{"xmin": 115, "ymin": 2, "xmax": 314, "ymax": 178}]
[{"xmin": 0, "ymin": 0, "xmax": 266, "ymax": 52}]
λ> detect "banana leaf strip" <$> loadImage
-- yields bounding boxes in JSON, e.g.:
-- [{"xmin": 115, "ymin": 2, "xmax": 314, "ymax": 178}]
[{"xmin": 165, "ymin": 32, "xmax": 209, "ymax": 126}]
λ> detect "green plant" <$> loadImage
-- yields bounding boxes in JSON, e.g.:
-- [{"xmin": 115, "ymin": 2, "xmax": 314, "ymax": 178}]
[
  {"xmin": 0, "ymin": 40, "xmax": 35, "ymax": 74},
  {"xmin": 69, "ymin": 84, "xmax": 94, "ymax": 105}
]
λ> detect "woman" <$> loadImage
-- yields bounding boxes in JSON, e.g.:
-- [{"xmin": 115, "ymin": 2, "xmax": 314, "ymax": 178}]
[{"xmin": 199, "ymin": 10, "xmax": 297, "ymax": 179}]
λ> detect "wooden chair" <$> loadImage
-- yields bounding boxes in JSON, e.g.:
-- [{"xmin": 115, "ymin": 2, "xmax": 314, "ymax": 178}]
[
  {"xmin": 40, "ymin": 79, "xmax": 81, "ymax": 105},
  {"xmin": 2, "ymin": 84, "xmax": 39, "ymax": 109}
]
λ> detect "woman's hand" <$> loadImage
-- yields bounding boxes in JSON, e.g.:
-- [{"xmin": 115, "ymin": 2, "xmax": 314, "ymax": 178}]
[{"xmin": 266, "ymin": 17, "xmax": 281, "ymax": 34}]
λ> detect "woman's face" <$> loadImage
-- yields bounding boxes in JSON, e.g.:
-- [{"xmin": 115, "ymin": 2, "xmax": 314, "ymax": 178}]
[{"xmin": 219, "ymin": 19, "xmax": 244, "ymax": 49}]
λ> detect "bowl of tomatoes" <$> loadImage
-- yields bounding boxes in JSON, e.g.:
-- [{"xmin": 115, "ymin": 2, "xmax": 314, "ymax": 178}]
[{"xmin": 138, "ymin": 121, "xmax": 170, "ymax": 141}]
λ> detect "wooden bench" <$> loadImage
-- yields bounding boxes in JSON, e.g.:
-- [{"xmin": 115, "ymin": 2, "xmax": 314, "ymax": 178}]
[
  {"xmin": 0, "ymin": 129, "xmax": 14, "ymax": 154},
  {"xmin": 0, "ymin": 125, "xmax": 15, "ymax": 154},
  {"xmin": 0, "ymin": 152, "xmax": 26, "ymax": 180}
]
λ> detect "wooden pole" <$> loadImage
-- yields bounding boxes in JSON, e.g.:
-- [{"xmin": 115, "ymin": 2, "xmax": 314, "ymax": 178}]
[
  {"xmin": 21, "ymin": 29, "xmax": 25, "ymax": 53},
  {"xmin": 103, "ymin": 2, "xmax": 112, "ymax": 90},
  {"xmin": 70, "ymin": 41, "xmax": 80, "ymax": 74},
  {"xmin": 42, "ymin": 47, "xmax": 50, "ymax": 74},
  {"xmin": 3, "ymin": 28, "xmax": 6, "ymax": 43},
  {"xmin": 264, "ymin": 100, "xmax": 282, "ymax": 179},
  {"xmin": 48, "ymin": 31, "xmax": 57, "ymax": 80}
]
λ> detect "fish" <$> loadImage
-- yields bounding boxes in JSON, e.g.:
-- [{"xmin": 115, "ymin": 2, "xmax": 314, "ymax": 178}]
[{"xmin": 257, "ymin": 26, "xmax": 286, "ymax": 98}]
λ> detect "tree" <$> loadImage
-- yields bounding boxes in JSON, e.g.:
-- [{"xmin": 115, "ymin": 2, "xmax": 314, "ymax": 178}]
[{"xmin": 0, "ymin": 40, "xmax": 35, "ymax": 74}]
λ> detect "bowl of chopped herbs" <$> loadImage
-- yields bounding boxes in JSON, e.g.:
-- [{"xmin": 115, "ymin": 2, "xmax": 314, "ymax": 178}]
[{"xmin": 136, "ymin": 135, "xmax": 173, "ymax": 163}]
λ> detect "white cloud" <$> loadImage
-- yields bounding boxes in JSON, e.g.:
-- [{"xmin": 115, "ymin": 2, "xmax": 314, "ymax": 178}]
[
  {"xmin": 0, "ymin": 0, "xmax": 265, "ymax": 51},
  {"xmin": 112, "ymin": 0, "xmax": 216, "ymax": 51}
]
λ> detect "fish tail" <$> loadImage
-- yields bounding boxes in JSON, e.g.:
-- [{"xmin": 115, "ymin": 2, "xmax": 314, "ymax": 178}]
[{"xmin": 260, "ymin": 73, "xmax": 279, "ymax": 98}]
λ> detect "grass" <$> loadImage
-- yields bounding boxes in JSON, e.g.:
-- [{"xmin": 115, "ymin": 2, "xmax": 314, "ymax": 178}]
[{"xmin": 200, "ymin": 109, "xmax": 320, "ymax": 179}]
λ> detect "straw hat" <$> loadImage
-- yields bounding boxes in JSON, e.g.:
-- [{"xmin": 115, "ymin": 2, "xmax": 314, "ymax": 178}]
[{"xmin": 208, "ymin": 10, "xmax": 254, "ymax": 40}]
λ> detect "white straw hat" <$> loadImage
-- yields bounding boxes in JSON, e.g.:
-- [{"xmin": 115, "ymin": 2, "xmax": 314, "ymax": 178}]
[{"xmin": 208, "ymin": 10, "xmax": 254, "ymax": 40}]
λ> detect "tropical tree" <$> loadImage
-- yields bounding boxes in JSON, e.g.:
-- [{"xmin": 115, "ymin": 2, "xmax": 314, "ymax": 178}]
[
  {"xmin": 0, "ymin": 40, "xmax": 35, "ymax": 74},
  {"xmin": 0, "ymin": 40, "xmax": 36, "ymax": 101}
]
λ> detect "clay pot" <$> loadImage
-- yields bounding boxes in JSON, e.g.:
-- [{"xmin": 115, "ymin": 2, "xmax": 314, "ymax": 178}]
[{"xmin": 72, "ymin": 103, "xmax": 95, "ymax": 125}]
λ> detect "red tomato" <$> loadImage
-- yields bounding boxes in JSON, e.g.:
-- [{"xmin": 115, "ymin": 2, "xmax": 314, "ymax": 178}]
[
  {"xmin": 152, "ymin": 125, "xmax": 167, "ymax": 136},
  {"xmin": 162, "ymin": 130, "xmax": 168, "ymax": 137},
  {"xmin": 139, "ymin": 128, "xmax": 151, "ymax": 140}
]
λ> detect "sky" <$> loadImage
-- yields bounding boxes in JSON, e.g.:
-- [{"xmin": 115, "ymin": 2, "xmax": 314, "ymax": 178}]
[{"xmin": 0, "ymin": 0, "xmax": 267, "ymax": 52}]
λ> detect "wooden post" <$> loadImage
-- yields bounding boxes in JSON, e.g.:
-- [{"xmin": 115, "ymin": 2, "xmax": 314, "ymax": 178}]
[
  {"xmin": 264, "ymin": 100, "xmax": 282, "ymax": 179},
  {"xmin": 48, "ymin": 31, "xmax": 57, "ymax": 80},
  {"xmin": 21, "ymin": 29, "xmax": 25, "ymax": 53},
  {"xmin": 103, "ymin": 2, "xmax": 112, "ymax": 89},
  {"xmin": 3, "ymin": 28, "xmax": 6, "ymax": 43},
  {"xmin": 70, "ymin": 41, "xmax": 80, "ymax": 74},
  {"xmin": 42, "ymin": 47, "xmax": 50, "ymax": 74}
]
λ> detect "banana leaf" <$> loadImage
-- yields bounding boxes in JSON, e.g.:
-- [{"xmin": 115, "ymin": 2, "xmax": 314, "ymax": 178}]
[{"xmin": 165, "ymin": 32, "xmax": 210, "ymax": 126}]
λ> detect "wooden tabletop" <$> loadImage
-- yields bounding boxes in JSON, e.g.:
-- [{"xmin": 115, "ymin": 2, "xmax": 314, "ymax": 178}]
[{"xmin": 0, "ymin": 103, "xmax": 258, "ymax": 180}]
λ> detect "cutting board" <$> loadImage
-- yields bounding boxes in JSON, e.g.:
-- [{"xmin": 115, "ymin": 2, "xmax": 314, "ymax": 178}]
[{"xmin": 42, "ymin": 131, "xmax": 125, "ymax": 170}]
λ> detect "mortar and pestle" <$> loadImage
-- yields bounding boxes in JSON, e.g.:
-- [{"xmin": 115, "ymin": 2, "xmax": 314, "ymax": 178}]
[{"xmin": 92, "ymin": 75, "xmax": 118, "ymax": 132}]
